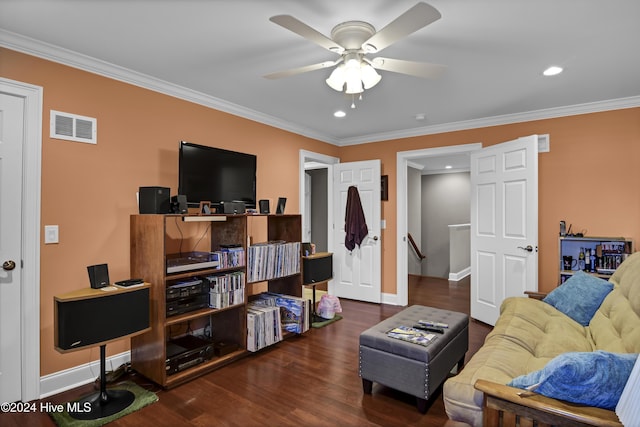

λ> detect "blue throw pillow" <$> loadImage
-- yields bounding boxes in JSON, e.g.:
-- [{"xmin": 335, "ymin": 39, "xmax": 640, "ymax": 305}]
[
  {"xmin": 543, "ymin": 270, "xmax": 613, "ymax": 325},
  {"xmin": 507, "ymin": 351, "xmax": 638, "ymax": 410}
]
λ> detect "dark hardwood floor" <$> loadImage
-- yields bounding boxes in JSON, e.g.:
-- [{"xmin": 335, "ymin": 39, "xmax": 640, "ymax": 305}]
[{"xmin": 1, "ymin": 275, "xmax": 491, "ymax": 427}]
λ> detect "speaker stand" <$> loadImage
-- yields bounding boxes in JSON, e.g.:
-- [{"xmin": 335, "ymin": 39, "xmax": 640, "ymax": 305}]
[{"xmin": 69, "ymin": 344, "xmax": 135, "ymax": 420}]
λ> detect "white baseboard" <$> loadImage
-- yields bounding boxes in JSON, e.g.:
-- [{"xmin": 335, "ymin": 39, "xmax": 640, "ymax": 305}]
[
  {"xmin": 39, "ymin": 351, "xmax": 131, "ymax": 399},
  {"xmin": 382, "ymin": 292, "xmax": 402, "ymax": 306},
  {"xmin": 448, "ymin": 266, "xmax": 471, "ymax": 281}
]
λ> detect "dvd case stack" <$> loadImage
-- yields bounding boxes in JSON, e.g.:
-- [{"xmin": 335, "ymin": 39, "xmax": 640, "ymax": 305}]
[
  {"xmin": 205, "ymin": 271, "xmax": 245, "ymax": 309},
  {"xmin": 246, "ymin": 303, "xmax": 282, "ymax": 352},
  {"xmin": 251, "ymin": 292, "xmax": 309, "ymax": 334},
  {"xmin": 247, "ymin": 241, "xmax": 301, "ymax": 282},
  {"xmin": 216, "ymin": 245, "xmax": 245, "ymax": 269}
]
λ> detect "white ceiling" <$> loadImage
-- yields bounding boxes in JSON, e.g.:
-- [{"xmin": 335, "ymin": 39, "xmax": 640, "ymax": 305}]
[{"xmin": 2, "ymin": 0, "xmax": 640, "ymax": 155}]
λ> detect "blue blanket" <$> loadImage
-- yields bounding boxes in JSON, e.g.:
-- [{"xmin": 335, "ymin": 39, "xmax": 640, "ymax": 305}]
[{"xmin": 508, "ymin": 351, "xmax": 638, "ymax": 410}]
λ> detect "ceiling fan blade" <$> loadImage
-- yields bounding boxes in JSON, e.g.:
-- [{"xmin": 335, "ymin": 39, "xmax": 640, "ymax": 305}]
[
  {"xmin": 270, "ymin": 15, "xmax": 344, "ymax": 52},
  {"xmin": 363, "ymin": 2, "xmax": 441, "ymax": 53},
  {"xmin": 263, "ymin": 60, "xmax": 340, "ymax": 80},
  {"xmin": 370, "ymin": 57, "xmax": 446, "ymax": 79}
]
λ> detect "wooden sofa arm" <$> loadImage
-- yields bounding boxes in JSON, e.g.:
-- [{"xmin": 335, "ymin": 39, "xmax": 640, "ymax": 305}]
[
  {"xmin": 474, "ymin": 379, "xmax": 622, "ymax": 427},
  {"xmin": 524, "ymin": 290, "xmax": 548, "ymax": 300}
]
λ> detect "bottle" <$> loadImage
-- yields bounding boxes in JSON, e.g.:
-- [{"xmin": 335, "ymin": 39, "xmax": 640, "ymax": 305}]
[
  {"xmin": 585, "ymin": 248, "xmax": 591, "ymax": 272},
  {"xmin": 579, "ymin": 248, "xmax": 585, "ymax": 271}
]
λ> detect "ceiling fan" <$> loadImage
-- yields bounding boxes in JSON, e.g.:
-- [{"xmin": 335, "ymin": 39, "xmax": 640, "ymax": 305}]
[{"xmin": 264, "ymin": 2, "xmax": 446, "ymax": 95}]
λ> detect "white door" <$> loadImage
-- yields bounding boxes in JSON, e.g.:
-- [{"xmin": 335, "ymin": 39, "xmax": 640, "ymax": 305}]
[
  {"xmin": 470, "ymin": 135, "xmax": 538, "ymax": 326},
  {"xmin": 333, "ymin": 160, "xmax": 381, "ymax": 303},
  {"xmin": 0, "ymin": 93, "xmax": 25, "ymax": 403}
]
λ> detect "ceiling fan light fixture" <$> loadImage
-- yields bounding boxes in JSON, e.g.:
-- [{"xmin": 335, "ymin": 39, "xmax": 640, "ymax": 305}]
[
  {"xmin": 344, "ymin": 62, "xmax": 364, "ymax": 94},
  {"xmin": 326, "ymin": 64, "xmax": 346, "ymax": 91},
  {"xmin": 268, "ymin": 3, "xmax": 445, "ymax": 98},
  {"xmin": 361, "ymin": 63, "xmax": 381, "ymax": 89},
  {"xmin": 345, "ymin": 76, "xmax": 364, "ymax": 94},
  {"xmin": 344, "ymin": 52, "xmax": 361, "ymax": 68}
]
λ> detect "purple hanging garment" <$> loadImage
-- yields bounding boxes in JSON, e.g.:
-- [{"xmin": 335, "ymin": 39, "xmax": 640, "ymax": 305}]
[{"xmin": 344, "ymin": 186, "xmax": 368, "ymax": 251}]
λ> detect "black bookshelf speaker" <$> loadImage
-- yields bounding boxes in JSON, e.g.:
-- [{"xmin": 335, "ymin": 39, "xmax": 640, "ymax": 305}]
[
  {"xmin": 139, "ymin": 186, "xmax": 170, "ymax": 214},
  {"xmin": 222, "ymin": 201, "xmax": 245, "ymax": 214},
  {"xmin": 259, "ymin": 199, "xmax": 270, "ymax": 214},
  {"xmin": 87, "ymin": 264, "xmax": 110, "ymax": 289},
  {"xmin": 303, "ymin": 253, "xmax": 333, "ymax": 284},
  {"xmin": 55, "ymin": 287, "xmax": 150, "ymax": 352},
  {"xmin": 171, "ymin": 195, "xmax": 188, "ymax": 214}
]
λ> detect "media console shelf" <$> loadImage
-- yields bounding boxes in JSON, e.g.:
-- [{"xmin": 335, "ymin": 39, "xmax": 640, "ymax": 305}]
[{"xmin": 130, "ymin": 213, "xmax": 302, "ymax": 388}]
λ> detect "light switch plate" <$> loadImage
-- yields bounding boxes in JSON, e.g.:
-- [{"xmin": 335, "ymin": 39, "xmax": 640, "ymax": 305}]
[{"xmin": 44, "ymin": 225, "xmax": 59, "ymax": 244}]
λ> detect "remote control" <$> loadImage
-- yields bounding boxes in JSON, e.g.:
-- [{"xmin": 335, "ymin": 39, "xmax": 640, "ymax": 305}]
[
  {"xmin": 418, "ymin": 320, "xmax": 449, "ymax": 328},
  {"xmin": 413, "ymin": 324, "xmax": 444, "ymax": 334},
  {"xmin": 115, "ymin": 278, "xmax": 144, "ymax": 287}
]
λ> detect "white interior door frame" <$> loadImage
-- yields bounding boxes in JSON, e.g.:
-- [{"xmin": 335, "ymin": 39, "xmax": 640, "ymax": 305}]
[
  {"xmin": 299, "ymin": 150, "xmax": 339, "ymax": 292},
  {"xmin": 396, "ymin": 143, "xmax": 482, "ymax": 306},
  {"xmin": 0, "ymin": 77, "xmax": 42, "ymax": 401}
]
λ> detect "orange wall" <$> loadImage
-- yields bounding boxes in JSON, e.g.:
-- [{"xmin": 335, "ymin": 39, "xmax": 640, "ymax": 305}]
[
  {"xmin": 1, "ymin": 48, "xmax": 339, "ymax": 376},
  {"xmin": 2, "ymin": 47, "xmax": 639, "ymax": 377},
  {"xmin": 340, "ymin": 110, "xmax": 640, "ymax": 296}
]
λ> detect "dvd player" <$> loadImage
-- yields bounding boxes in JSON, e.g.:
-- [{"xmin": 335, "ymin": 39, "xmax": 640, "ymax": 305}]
[
  {"xmin": 166, "ymin": 278, "xmax": 206, "ymax": 301},
  {"xmin": 166, "ymin": 294, "xmax": 208, "ymax": 317},
  {"xmin": 166, "ymin": 335, "xmax": 215, "ymax": 376}
]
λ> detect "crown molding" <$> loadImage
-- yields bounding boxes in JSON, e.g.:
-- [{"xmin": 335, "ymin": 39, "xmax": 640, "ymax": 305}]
[
  {"xmin": 0, "ymin": 29, "xmax": 339, "ymax": 145},
  {"xmin": 2, "ymin": 28, "xmax": 639, "ymax": 148},
  {"xmin": 337, "ymin": 96, "xmax": 640, "ymax": 146}
]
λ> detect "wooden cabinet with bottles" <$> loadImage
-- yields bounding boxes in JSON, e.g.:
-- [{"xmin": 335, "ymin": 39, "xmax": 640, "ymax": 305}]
[{"xmin": 559, "ymin": 236, "xmax": 633, "ymax": 284}]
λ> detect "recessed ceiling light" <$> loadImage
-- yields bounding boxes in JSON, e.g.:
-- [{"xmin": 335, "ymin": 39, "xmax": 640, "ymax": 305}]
[
  {"xmin": 415, "ymin": 113, "xmax": 426, "ymax": 121},
  {"xmin": 445, "ymin": 165, "xmax": 452, "ymax": 169},
  {"xmin": 543, "ymin": 66, "xmax": 563, "ymax": 76},
  {"xmin": 334, "ymin": 110, "xmax": 346, "ymax": 118}
]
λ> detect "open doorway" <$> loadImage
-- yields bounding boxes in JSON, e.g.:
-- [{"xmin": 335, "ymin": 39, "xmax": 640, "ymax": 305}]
[
  {"xmin": 396, "ymin": 143, "xmax": 482, "ymax": 306},
  {"xmin": 298, "ymin": 150, "xmax": 339, "ymax": 290},
  {"xmin": 419, "ymin": 171, "xmax": 471, "ymax": 279},
  {"xmin": 299, "ymin": 150, "xmax": 339, "ymax": 252},
  {"xmin": 304, "ymin": 167, "xmax": 329, "ymax": 252}
]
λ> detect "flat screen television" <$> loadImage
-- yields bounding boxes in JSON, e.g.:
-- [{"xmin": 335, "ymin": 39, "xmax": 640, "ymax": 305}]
[{"xmin": 178, "ymin": 141, "xmax": 257, "ymax": 210}]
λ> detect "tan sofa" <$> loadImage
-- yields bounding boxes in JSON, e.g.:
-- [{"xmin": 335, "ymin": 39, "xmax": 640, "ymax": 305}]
[{"xmin": 443, "ymin": 251, "xmax": 640, "ymax": 426}]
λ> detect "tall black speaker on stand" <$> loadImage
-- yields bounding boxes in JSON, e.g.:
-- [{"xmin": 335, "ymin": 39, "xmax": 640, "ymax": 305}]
[{"xmin": 55, "ymin": 285, "xmax": 151, "ymax": 420}]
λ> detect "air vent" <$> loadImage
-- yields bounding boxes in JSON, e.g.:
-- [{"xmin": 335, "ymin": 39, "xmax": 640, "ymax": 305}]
[{"xmin": 50, "ymin": 110, "xmax": 97, "ymax": 144}]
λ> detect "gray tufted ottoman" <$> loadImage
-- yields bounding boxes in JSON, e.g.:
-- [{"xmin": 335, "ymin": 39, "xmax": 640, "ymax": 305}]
[{"xmin": 359, "ymin": 305, "xmax": 469, "ymax": 413}]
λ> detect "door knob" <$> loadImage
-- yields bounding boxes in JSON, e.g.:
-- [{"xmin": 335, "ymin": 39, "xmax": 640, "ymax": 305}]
[
  {"xmin": 517, "ymin": 245, "xmax": 534, "ymax": 252},
  {"xmin": 373, "ymin": 236, "xmax": 379, "ymax": 241},
  {"xmin": 3, "ymin": 260, "xmax": 16, "ymax": 271}
]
